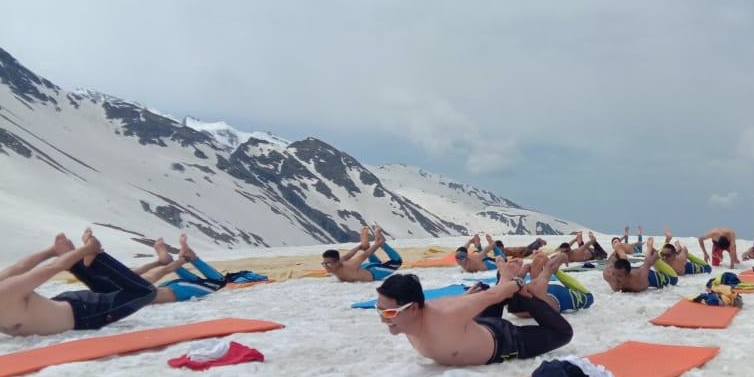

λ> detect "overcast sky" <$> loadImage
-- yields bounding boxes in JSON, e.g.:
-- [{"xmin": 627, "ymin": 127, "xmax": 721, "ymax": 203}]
[{"xmin": 2, "ymin": 0, "xmax": 753, "ymax": 237}]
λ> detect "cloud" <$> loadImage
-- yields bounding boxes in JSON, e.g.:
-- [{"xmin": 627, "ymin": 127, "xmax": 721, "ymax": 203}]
[
  {"xmin": 708, "ymin": 192, "xmax": 738, "ymax": 208},
  {"xmin": 2, "ymin": 0, "xmax": 754, "ymax": 235}
]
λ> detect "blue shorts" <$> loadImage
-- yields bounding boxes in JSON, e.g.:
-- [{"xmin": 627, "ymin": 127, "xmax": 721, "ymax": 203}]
[
  {"xmin": 685, "ymin": 261, "xmax": 712, "ymax": 274},
  {"xmin": 648, "ymin": 270, "xmax": 678, "ymax": 288},
  {"xmin": 161, "ymin": 279, "xmax": 224, "ymax": 302},
  {"xmin": 360, "ymin": 260, "xmax": 402, "ymax": 281},
  {"xmin": 483, "ymin": 258, "xmax": 497, "ymax": 270},
  {"xmin": 546, "ymin": 284, "xmax": 594, "ymax": 312}
]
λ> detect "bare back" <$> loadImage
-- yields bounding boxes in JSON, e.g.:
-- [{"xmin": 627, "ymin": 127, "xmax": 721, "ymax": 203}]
[
  {"xmin": 664, "ymin": 254, "xmax": 688, "ymax": 276},
  {"xmin": 406, "ymin": 300, "xmax": 495, "ymax": 366},
  {"xmin": 458, "ymin": 258, "xmax": 489, "ymax": 273},
  {"xmin": 0, "ymin": 292, "xmax": 75, "ymax": 336},
  {"xmin": 621, "ymin": 269, "xmax": 651, "ymax": 292},
  {"xmin": 331, "ymin": 259, "xmax": 374, "ymax": 282}
]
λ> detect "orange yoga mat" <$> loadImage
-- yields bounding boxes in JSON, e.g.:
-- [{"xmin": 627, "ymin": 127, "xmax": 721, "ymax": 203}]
[
  {"xmin": 650, "ymin": 299, "xmax": 739, "ymax": 329},
  {"xmin": 403, "ymin": 252, "xmax": 457, "ymax": 268},
  {"xmin": 587, "ymin": 341, "xmax": 718, "ymax": 377},
  {"xmin": 0, "ymin": 318, "xmax": 284, "ymax": 377}
]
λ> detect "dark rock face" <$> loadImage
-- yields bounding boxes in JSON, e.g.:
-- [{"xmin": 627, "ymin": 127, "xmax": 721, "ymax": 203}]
[{"xmin": 0, "ymin": 48, "xmax": 60, "ymax": 105}]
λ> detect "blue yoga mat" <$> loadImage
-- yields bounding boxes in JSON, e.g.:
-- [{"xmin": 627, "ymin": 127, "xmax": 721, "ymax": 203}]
[{"xmin": 351, "ymin": 284, "xmax": 468, "ymax": 309}]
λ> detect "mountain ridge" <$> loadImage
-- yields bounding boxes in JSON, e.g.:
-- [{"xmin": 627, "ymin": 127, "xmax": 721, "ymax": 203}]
[{"xmin": 0, "ymin": 47, "xmax": 589, "ymax": 259}]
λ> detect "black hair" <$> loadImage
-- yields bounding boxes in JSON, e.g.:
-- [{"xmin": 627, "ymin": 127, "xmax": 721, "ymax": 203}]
[
  {"xmin": 611, "ymin": 237, "xmax": 622, "ymax": 243},
  {"xmin": 376, "ymin": 274, "xmax": 425, "ymax": 308},
  {"xmin": 662, "ymin": 244, "xmax": 676, "ymax": 254},
  {"xmin": 322, "ymin": 249, "xmax": 340, "ymax": 260},
  {"xmin": 494, "ymin": 240, "xmax": 504, "ymax": 248},
  {"xmin": 614, "ymin": 258, "xmax": 631, "ymax": 272},
  {"xmin": 716, "ymin": 236, "xmax": 731, "ymax": 250},
  {"xmin": 456, "ymin": 246, "xmax": 468, "ymax": 253},
  {"xmin": 558, "ymin": 242, "xmax": 571, "ymax": 250}
]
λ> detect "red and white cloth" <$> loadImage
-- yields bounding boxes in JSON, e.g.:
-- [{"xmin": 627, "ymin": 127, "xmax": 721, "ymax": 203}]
[{"xmin": 168, "ymin": 340, "xmax": 264, "ymax": 370}]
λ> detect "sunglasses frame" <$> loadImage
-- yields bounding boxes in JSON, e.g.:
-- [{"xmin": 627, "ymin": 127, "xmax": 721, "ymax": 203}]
[{"xmin": 375, "ymin": 302, "xmax": 414, "ymax": 319}]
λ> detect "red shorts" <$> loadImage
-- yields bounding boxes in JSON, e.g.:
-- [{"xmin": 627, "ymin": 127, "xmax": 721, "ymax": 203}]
[{"xmin": 711, "ymin": 243, "xmax": 724, "ymax": 266}]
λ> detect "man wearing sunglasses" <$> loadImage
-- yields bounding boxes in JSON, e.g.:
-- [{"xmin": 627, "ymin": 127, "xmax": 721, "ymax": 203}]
[
  {"xmin": 656, "ymin": 227, "xmax": 711, "ymax": 276},
  {"xmin": 321, "ymin": 225, "xmax": 403, "ymax": 282},
  {"xmin": 603, "ymin": 237, "xmax": 678, "ymax": 293},
  {"xmin": 374, "ymin": 257, "xmax": 573, "ymax": 366}
]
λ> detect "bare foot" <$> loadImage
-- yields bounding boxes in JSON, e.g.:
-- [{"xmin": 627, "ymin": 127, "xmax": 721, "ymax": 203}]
[
  {"xmin": 153, "ymin": 237, "xmax": 173, "ymax": 265},
  {"xmin": 588, "ymin": 231, "xmax": 596, "ymax": 243},
  {"xmin": 637, "ymin": 225, "xmax": 643, "ymax": 235},
  {"xmin": 485, "ymin": 234, "xmax": 493, "ymax": 245},
  {"xmin": 623, "ymin": 226, "xmax": 629, "ymax": 237},
  {"xmin": 674, "ymin": 240, "xmax": 682, "ymax": 251},
  {"xmin": 664, "ymin": 226, "xmax": 672, "ymax": 241},
  {"xmin": 472, "ymin": 234, "xmax": 481, "ymax": 249},
  {"xmin": 530, "ymin": 253, "xmax": 548, "ymax": 279},
  {"xmin": 646, "ymin": 237, "xmax": 655, "ymax": 254},
  {"xmin": 576, "ymin": 231, "xmax": 584, "ymax": 244},
  {"xmin": 546, "ymin": 253, "xmax": 569, "ymax": 273},
  {"xmin": 372, "ymin": 224, "xmax": 385, "ymax": 246},
  {"xmin": 52, "ymin": 233, "xmax": 75, "ymax": 256},
  {"xmin": 497, "ymin": 257, "xmax": 523, "ymax": 281},
  {"xmin": 81, "ymin": 228, "xmax": 103, "ymax": 266},
  {"xmin": 179, "ymin": 234, "xmax": 197, "ymax": 262},
  {"xmin": 359, "ymin": 226, "xmax": 370, "ymax": 249}
]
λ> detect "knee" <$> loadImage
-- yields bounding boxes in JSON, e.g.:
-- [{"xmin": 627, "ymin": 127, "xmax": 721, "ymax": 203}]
[{"xmin": 558, "ymin": 322, "xmax": 574, "ymax": 346}]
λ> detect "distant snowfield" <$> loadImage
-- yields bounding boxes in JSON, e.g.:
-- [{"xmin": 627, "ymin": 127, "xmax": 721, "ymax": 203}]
[{"xmin": 1, "ymin": 234, "xmax": 753, "ymax": 377}]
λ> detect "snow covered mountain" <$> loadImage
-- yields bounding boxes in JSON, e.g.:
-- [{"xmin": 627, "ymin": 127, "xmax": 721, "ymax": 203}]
[{"xmin": 0, "ymin": 47, "xmax": 587, "ymax": 258}]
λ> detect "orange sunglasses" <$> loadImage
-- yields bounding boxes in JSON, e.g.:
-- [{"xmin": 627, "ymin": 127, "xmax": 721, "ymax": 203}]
[{"xmin": 375, "ymin": 302, "xmax": 414, "ymax": 319}]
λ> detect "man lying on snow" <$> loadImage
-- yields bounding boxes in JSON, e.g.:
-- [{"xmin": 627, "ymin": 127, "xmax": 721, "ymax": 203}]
[
  {"xmin": 321, "ymin": 225, "xmax": 403, "ymax": 282},
  {"xmin": 603, "ymin": 237, "xmax": 678, "ymax": 293},
  {"xmin": 0, "ymin": 228, "xmax": 156, "ymax": 336},
  {"xmin": 374, "ymin": 257, "xmax": 573, "ymax": 366},
  {"xmin": 455, "ymin": 233, "xmax": 547, "ymax": 273}
]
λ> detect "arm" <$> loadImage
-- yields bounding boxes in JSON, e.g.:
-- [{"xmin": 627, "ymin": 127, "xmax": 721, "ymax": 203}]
[
  {"xmin": 340, "ymin": 244, "xmax": 363, "ymax": 262},
  {"xmin": 0, "ymin": 247, "xmax": 57, "ymax": 281},
  {"xmin": 614, "ymin": 243, "xmax": 631, "ymax": 259},
  {"xmin": 728, "ymin": 230, "xmax": 738, "ymax": 268},
  {"xmin": 698, "ymin": 231, "xmax": 714, "ymax": 262},
  {"xmin": 444, "ymin": 279, "xmax": 522, "ymax": 320},
  {"xmin": 602, "ymin": 253, "xmax": 620, "ymax": 292},
  {"xmin": 663, "ymin": 226, "xmax": 673, "ymax": 245},
  {"xmin": 638, "ymin": 248, "xmax": 659, "ymax": 273},
  {"xmin": 0, "ymin": 241, "xmax": 97, "ymax": 296},
  {"xmin": 350, "ymin": 238, "xmax": 385, "ymax": 266}
]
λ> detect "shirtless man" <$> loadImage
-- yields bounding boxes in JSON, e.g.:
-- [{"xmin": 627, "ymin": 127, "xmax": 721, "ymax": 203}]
[
  {"xmin": 455, "ymin": 234, "xmax": 546, "ymax": 273},
  {"xmin": 658, "ymin": 227, "xmax": 711, "ymax": 276},
  {"xmin": 454, "ymin": 234, "xmax": 507, "ymax": 273},
  {"xmin": 698, "ymin": 227, "xmax": 740, "ymax": 268},
  {"xmin": 603, "ymin": 237, "xmax": 678, "ymax": 292},
  {"xmin": 557, "ymin": 231, "xmax": 608, "ymax": 263},
  {"xmin": 133, "ymin": 234, "xmax": 226, "ymax": 304},
  {"xmin": 0, "ymin": 229, "xmax": 156, "ymax": 336},
  {"xmin": 321, "ymin": 225, "xmax": 402, "ymax": 282},
  {"xmin": 375, "ymin": 258, "xmax": 573, "ymax": 366}
]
